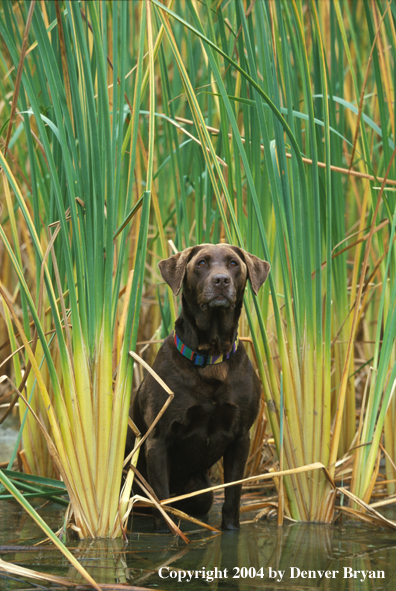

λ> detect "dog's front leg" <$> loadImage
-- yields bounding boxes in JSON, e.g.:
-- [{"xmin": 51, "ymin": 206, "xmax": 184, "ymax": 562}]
[
  {"xmin": 221, "ymin": 432, "xmax": 250, "ymax": 530},
  {"xmin": 145, "ymin": 438, "xmax": 171, "ymax": 532}
]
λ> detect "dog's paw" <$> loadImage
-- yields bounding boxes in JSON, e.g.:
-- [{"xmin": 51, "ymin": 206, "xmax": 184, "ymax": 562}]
[
  {"xmin": 154, "ymin": 524, "xmax": 171, "ymax": 533},
  {"xmin": 153, "ymin": 514, "xmax": 171, "ymax": 533},
  {"xmin": 221, "ymin": 503, "xmax": 240, "ymax": 530},
  {"xmin": 153, "ymin": 519, "xmax": 170, "ymax": 533},
  {"xmin": 221, "ymin": 516, "xmax": 240, "ymax": 530},
  {"xmin": 153, "ymin": 521, "xmax": 171, "ymax": 533}
]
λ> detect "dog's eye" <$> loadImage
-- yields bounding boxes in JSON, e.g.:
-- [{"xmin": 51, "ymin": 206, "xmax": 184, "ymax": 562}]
[
  {"xmin": 230, "ymin": 260, "xmax": 238, "ymax": 267},
  {"xmin": 197, "ymin": 260, "xmax": 206, "ymax": 267}
]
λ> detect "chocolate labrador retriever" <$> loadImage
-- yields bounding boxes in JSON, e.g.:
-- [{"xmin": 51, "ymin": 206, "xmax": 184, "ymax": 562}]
[{"xmin": 126, "ymin": 243, "xmax": 270, "ymax": 531}]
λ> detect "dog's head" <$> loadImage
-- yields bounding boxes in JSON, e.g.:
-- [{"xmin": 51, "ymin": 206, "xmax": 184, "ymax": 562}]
[{"xmin": 158, "ymin": 244, "xmax": 270, "ymax": 310}]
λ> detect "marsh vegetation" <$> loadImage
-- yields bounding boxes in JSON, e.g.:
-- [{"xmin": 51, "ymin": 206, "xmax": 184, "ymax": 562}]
[{"xmin": 0, "ymin": 2, "xmax": 396, "ymax": 584}]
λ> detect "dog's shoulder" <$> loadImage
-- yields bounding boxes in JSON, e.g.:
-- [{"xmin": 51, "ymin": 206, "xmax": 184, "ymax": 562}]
[{"xmin": 134, "ymin": 334, "xmax": 197, "ymax": 417}]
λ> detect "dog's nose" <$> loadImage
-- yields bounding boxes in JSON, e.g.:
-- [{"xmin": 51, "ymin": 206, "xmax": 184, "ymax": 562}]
[{"xmin": 212, "ymin": 274, "xmax": 230, "ymax": 288}]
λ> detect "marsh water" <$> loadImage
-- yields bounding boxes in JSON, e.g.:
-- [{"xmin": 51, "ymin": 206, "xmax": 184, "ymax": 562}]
[{"xmin": 1, "ymin": 424, "xmax": 395, "ymax": 590}]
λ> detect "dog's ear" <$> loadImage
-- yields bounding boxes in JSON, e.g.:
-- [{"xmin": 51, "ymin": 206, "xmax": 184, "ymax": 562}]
[
  {"xmin": 158, "ymin": 247, "xmax": 194, "ymax": 295},
  {"xmin": 233, "ymin": 248, "xmax": 271, "ymax": 295}
]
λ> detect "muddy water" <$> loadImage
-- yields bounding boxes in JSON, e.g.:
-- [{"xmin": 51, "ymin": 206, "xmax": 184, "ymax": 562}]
[
  {"xmin": 0, "ymin": 499, "xmax": 395, "ymax": 590},
  {"xmin": 1, "ymin": 423, "xmax": 395, "ymax": 590}
]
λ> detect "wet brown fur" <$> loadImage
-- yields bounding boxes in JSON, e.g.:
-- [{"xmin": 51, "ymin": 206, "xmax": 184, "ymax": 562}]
[{"xmin": 126, "ymin": 243, "xmax": 270, "ymax": 531}]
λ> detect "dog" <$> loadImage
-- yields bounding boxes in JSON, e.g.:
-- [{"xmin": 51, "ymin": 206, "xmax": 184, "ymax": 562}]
[{"xmin": 126, "ymin": 243, "xmax": 270, "ymax": 531}]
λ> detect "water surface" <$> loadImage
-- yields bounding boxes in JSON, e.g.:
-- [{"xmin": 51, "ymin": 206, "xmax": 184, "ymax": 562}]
[
  {"xmin": 0, "ymin": 499, "xmax": 395, "ymax": 590},
  {"xmin": 1, "ymin": 417, "xmax": 395, "ymax": 590}
]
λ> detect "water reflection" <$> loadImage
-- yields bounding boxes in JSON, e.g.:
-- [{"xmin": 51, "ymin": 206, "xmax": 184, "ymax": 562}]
[
  {"xmin": 0, "ymin": 501, "xmax": 395, "ymax": 590},
  {"xmin": 0, "ymin": 415, "xmax": 19, "ymax": 464}
]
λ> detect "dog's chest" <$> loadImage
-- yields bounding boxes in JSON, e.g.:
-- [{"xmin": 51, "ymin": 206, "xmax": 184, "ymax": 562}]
[
  {"xmin": 187, "ymin": 399, "xmax": 237, "ymax": 432},
  {"xmin": 169, "ymin": 399, "xmax": 238, "ymax": 471}
]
